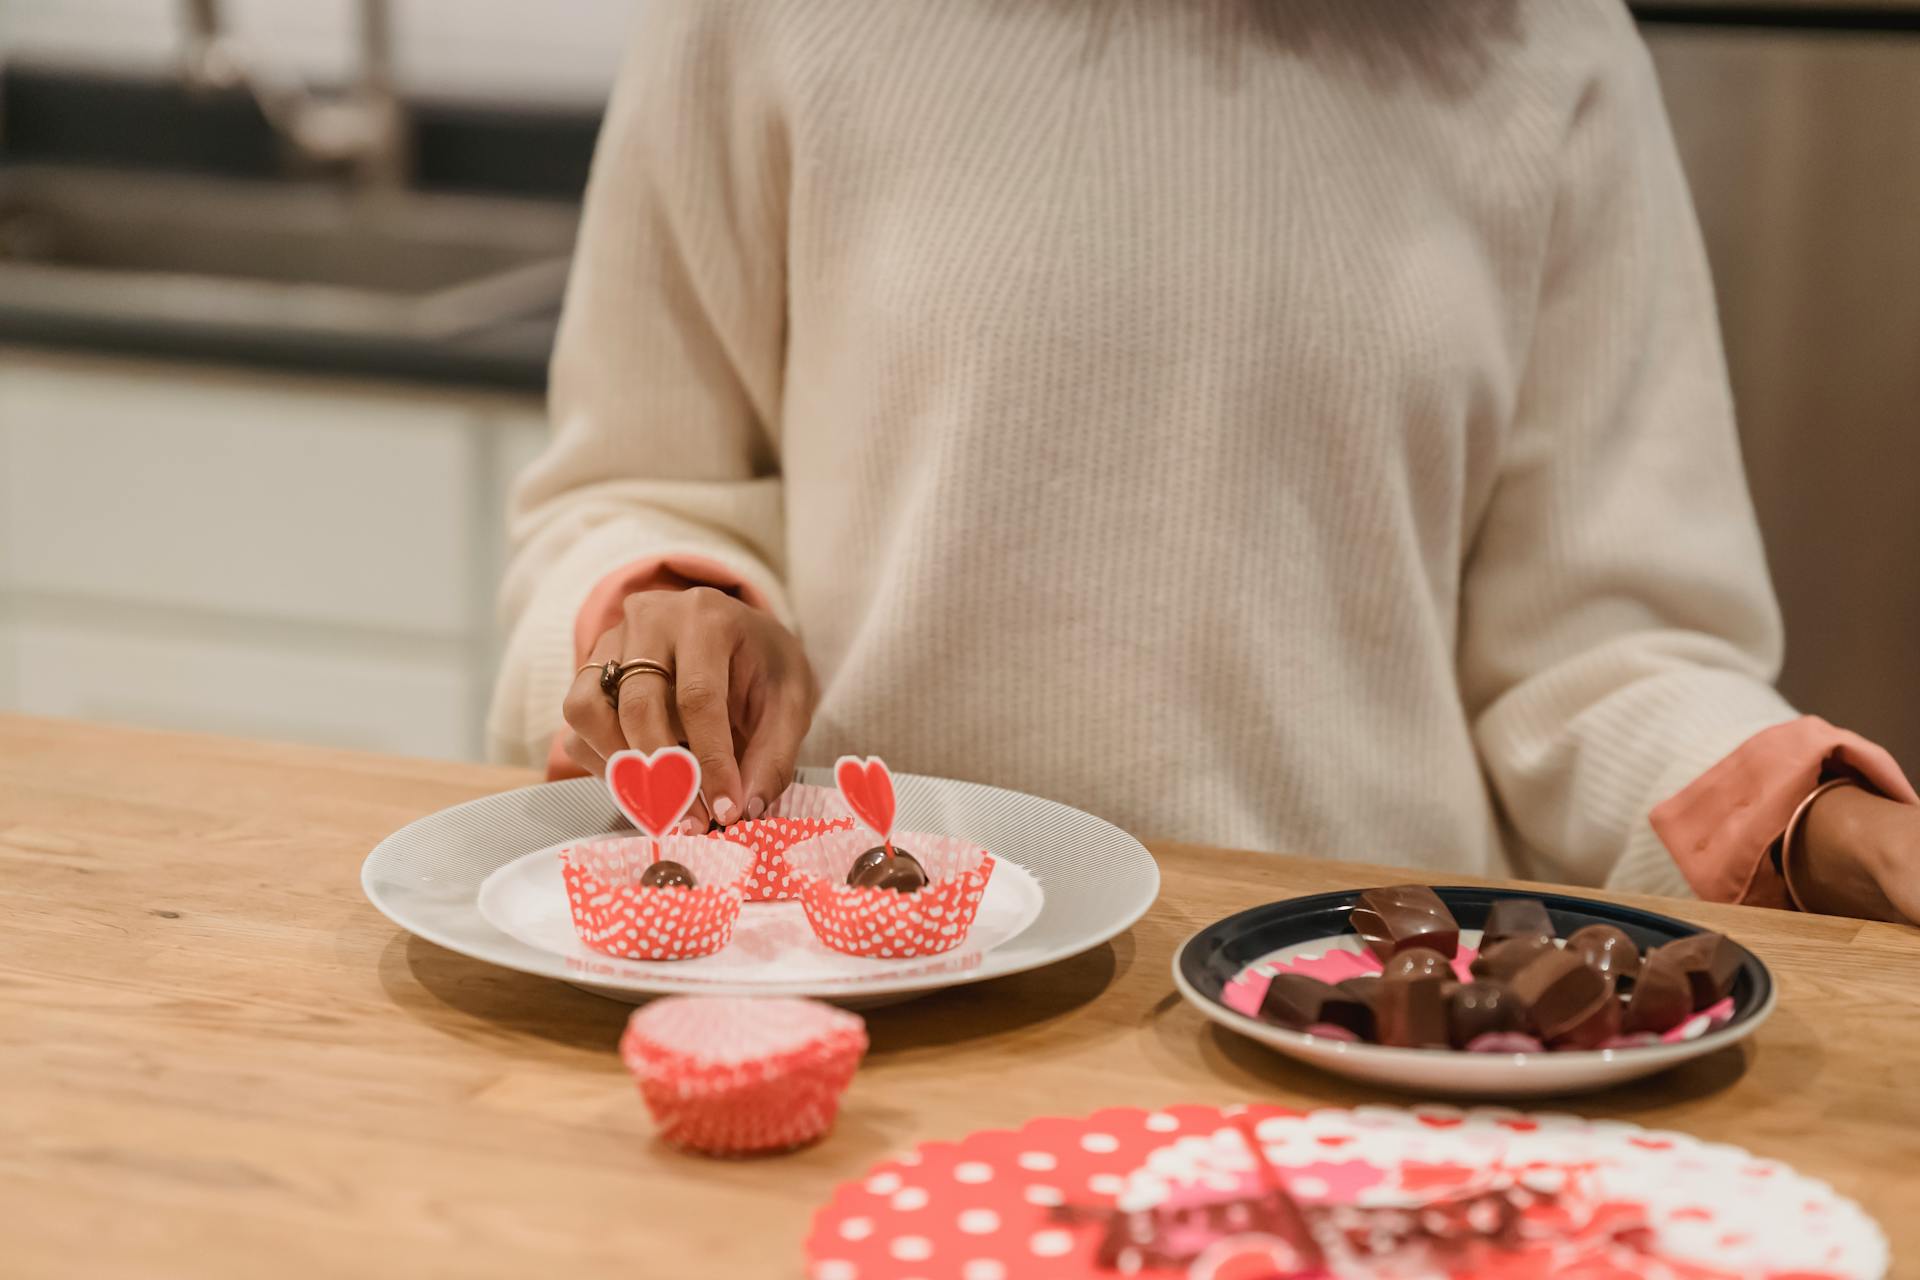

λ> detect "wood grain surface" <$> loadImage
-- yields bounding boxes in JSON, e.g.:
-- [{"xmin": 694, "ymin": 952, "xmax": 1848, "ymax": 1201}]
[{"xmin": 2, "ymin": 714, "xmax": 1916, "ymax": 1278}]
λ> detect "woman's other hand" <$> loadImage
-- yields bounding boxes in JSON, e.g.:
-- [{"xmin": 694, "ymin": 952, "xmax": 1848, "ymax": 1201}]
[
  {"xmin": 561, "ymin": 588, "xmax": 817, "ymax": 827},
  {"xmin": 1796, "ymin": 784, "xmax": 1920, "ymax": 925}
]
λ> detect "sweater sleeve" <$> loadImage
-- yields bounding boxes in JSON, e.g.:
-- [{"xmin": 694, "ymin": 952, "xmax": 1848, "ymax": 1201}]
[
  {"xmin": 487, "ymin": 1, "xmax": 793, "ymax": 767},
  {"xmin": 1458, "ymin": 17, "xmax": 1799, "ymax": 897}
]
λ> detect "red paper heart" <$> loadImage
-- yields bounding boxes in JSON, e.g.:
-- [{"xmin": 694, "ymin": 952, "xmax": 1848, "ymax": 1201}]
[
  {"xmin": 834, "ymin": 755, "xmax": 896, "ymax": 842},
  {"xmin": 606, "ymin": 747, "xmax": 701, "ymax": 838}
]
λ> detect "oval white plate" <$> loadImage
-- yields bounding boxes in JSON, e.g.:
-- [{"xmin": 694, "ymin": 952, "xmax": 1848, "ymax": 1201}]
[
  {"xmin": 363, "ymin": 766, "xmax": 1159, "ymax": 1003},
  {"xmin": 1173, "ymin": 886, "xmax": 1777, "ymax": 1098}
]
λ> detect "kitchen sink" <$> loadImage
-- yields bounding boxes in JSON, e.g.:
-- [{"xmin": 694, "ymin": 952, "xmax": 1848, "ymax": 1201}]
[{"xmin": 0, "ymin": 165, "xmax": 578, "ymax": 354}]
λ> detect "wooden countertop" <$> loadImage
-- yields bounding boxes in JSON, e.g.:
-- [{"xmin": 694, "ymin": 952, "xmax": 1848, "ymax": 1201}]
[{"xmin": 4, "ymin": 714, "xmax": 1917, "ymax": 1277}]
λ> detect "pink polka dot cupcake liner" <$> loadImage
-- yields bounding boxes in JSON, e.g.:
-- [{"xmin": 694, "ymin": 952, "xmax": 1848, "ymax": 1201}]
[
  {"xmin": 621, "ymin": 996, "xmax": 868, "ymax": 1156},
  {"xmin": 711, "ymin": 783, "xmax": 857, "ymax": 902},
  {"xmin": 785, "ymin": 827, "xmax": 996, "ymax": 959},
  {"xmin": 557, "ymin": 835, "xmax": 753, "ymax": 961}
]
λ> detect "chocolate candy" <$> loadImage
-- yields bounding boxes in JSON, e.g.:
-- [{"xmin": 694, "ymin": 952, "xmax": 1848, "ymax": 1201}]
[
  {"xmin": 1659, "ymin": 931, "xmax": 1742, "ymax": 1010},
  {"xmin": 1350, "ymin": 885, "xmax": 1459, "ymax": 961},
  {"xmin": 639, "ymin": 860, "xmax": 697, "ymax": 890},
  {"xmin": 1480, "ymin": 898, "xmax": 1555, "ymax": 951},
  {"xmin": 1508, "ymin": 947, "xmax": 1611, "ymax": 1041},
  {"xmin": 1566, "ymin": 924, "xmax": 1642, "ymax": 983},
  {"xmin": 1258, "ymin": 974, "xmax": 1375, "ymax": 1040},
  {"xmin": 1470, "ymin": 936, "xmax": 1553, "ymax": 982},
  {"xmin": 1548, "ymin": 978, "xmax": 1621, "ymax": 1050},
  {"xmin": 1447, "ymin": 981, "xmax": 1525, "ymax": 1048},
  {"xmin": 1623, "ymin": 945, "xmax": 1701, "ymax": 1034},
  {"xmin": 846, "ymin": 846, "xmax": 928, "ymax": 893},
  {"xmin": 1373, "ymin": 978, "xmax": 1450, "ymax": 1048},
  {"xmin": 1382, "ymin": 947, "xmax": 1453, "ymax": 983}
]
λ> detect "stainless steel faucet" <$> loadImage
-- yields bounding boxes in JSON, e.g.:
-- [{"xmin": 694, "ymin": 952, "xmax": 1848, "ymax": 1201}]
[{"xmin": 179, "ymin": 0, "xmax": 409, "ymax": 190}]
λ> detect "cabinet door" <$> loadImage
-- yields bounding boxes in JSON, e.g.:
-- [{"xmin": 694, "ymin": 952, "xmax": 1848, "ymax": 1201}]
[
  {"xmin": 0, "ymin": 358, "xmax": 475, "ymax": 635},
  {"xmin": 8, "ymin": 614, "xmax": 474, "ymax": 758}
]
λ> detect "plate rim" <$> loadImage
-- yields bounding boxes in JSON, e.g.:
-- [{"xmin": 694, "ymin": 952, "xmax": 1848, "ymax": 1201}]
[
  {"xmin": 362, "ymin": 768, "xmax": 1162, "ymax": 1000},
  {"xmin": 1171, "ymin": 884, "xmax": 1778, "ymax": 1079}
]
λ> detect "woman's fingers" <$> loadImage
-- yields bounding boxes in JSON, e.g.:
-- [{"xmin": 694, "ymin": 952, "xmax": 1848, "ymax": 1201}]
[
  {"xmin": 738, "ymin": 685, "xmax": 810, "ymax": 819},
  {"xmin": 561, "ymin": 731, "xmax": 606, "ymax": 778},
  {"xmin": 674, "ymin": 600, "xmax": 746, "ymax": 825},
  {"xmin": 561, "ymin": 629, "xmax": 627, "ymax": 766}
]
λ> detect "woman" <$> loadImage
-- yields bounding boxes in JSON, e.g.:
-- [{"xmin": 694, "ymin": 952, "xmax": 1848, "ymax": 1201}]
[{"xmin": 491, "ymin": 0, "xmax": 1918, "ymax": 921}]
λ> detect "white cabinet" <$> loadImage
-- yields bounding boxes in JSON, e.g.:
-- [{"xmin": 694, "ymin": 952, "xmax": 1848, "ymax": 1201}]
[{"xmin": 0, "ymin": 349, "xmax": 549, "ymax": 760}]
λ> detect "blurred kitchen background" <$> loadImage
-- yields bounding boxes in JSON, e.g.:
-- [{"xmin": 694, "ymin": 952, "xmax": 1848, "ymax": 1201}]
[{"xmin": 0, "ymin": 1, "xmax": 1915, "ymax": 768}]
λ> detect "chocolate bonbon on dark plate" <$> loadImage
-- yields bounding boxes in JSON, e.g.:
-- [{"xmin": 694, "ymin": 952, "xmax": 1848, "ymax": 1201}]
[
  {"xmin": 1567, "ymin": 924, "xmax": 1642, "ymax": 983},
  {"xmin": 1623, "ymin": 946, "xmax": 1695, "ymax": 1034},
  {"xmin": 1507, "ymin": 947, "xmax": 1611, "ymax": 1042},
  {"xmin": 639, "ymin": 859, "xmax": 698, "ymax": 889},
  {"xmin": 1373, "ymin": 977, "xmax": 1450, "ymax": 1048},
  {"xmin": 1350, "ymin": 885, "xmax": 1459, "ymax": 961},
  {"xmin": 1446, "ymin": 981, "xmax": 1525, "ymax": 1048},
  {"xmin": 1659, "ymin": 931, "xmax": 1742, "ymax": 1009},
  {"xmin": 1480, "ymin": 898, "xmax": 1556, "ymax": 951},
  {"xmin": 1259, "ymin": 974, "xmax": 1375, "ymax": 1040},
  {"xmin": 1381, "ymin": 947, "xmax": 1453, "ymax": 982},
  {"xmin": 845, "ymin": 846, "xmax": 928, "ymax": 893},
  {"xmin": 1470, "ymin": 936, "xmax": 1553, "ymax": 982}
]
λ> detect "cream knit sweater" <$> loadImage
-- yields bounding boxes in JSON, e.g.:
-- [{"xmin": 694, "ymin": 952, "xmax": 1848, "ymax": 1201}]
[{"xmin": 490, "ymin": 0, "xmax": 1801, "ymax": 895}]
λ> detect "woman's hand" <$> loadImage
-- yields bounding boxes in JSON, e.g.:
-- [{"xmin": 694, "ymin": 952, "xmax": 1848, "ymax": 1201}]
[
  {"xmin": 1795, "ymin": 784, "xmax": 1920, "ymax": 925},
  {"xmin": 561, "ymin": 587, "xmax": 817, "ymax": 827}
]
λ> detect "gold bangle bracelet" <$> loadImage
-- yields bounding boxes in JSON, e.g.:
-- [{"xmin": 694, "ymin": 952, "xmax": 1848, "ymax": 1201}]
[{"xmin": 1775, "ymin": 777, "xmax": 1857, "ymax": 912}]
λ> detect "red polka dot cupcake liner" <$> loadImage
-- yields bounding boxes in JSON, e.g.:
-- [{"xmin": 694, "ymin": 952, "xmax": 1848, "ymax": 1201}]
[
  {"xmin": 620, "ymin": 996, "xmax": 868, "ymax": 1156},
  {"xmin": 785, "ymin": 828, "xmax": 996, "ymax": 959},
  {"xmin": 557, "ymin": 835, "xmax": 752, "ymax": 961},
  {"xmin": 711, "ymin": 783, "xmax": 857, "ymax": 902}
]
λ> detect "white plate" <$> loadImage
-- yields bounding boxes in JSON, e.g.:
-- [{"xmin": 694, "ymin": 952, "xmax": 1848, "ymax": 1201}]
[
  {"xmin": 363, "ymin": 766, "xmax": 1159, "ymax": 1003},
  {"xmin": 1173, "ymin": 885, "xmax": 1777, "ymax": 1098}
]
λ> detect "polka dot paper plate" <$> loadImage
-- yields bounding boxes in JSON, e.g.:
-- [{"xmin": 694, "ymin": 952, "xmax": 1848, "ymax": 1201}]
[
  {"xmin": 362, "ymin": 766, "xmax": 1158, "ymax": 1003},
  {"xmin": 804, "ymin": 1104, "xmax": 1886, "ymax": 1279}
]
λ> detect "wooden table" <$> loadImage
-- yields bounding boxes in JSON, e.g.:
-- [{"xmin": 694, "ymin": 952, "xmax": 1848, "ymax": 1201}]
[{"xmin": 4, "ymin": 714, "xmax": 1918, "ymax": 1278}]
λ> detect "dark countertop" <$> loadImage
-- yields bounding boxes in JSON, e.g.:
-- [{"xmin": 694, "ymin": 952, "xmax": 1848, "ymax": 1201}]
[{"xmin": 0, "ymin": 68, "xmax": 593, "ymax": 393}]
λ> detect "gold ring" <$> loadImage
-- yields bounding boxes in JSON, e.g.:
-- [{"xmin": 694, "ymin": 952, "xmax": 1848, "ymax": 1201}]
[{"xmin": 602, "ymin": 658, "xmax": 672, "ymax": 706}]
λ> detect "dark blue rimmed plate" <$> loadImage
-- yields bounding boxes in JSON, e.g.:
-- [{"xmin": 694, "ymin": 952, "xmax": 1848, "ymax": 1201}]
[{"xmin": 1172, "ymin": 885, "xmax": 1774, "ymax": 1097}]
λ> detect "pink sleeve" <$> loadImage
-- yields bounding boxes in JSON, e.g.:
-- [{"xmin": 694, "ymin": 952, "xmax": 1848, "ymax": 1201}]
[
  {"xmin": 1649, "ymin": 716, "xmax": 1919, "ymax": 907},
  {"xmin": 545, "ymin": 555, "xmax": 779, "ymax": 780}
]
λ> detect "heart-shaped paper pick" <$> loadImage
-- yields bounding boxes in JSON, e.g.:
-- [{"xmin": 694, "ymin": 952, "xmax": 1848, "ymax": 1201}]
[
  {"xmin": 834, "ymin": 755, "xmax": 896, "ymax": 844},
  {"xmin": 607, "ymin": 747, "xmax": 701, "ymax": 838}
]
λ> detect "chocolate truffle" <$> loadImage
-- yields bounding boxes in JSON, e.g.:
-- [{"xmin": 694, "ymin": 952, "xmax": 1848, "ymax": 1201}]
[
  {"xmin": 846, "ymin": 846, "xmax": 928, "ymax": 893},
  {"xmin": 1566, "ymin": 924, "xmax": 1642, "ymax": 983},
  {"xmin": 1508, "ymin": 947, "xmax": 1611, "ymax": 1042},
  {"xmin": 1373, "ymin": 978, "xmax": 1450, "ymax": 1048},
  {"xmin": 639, "ymin": 860, "xmax": 697, "ymax": 890},
  {"xmin": 1659, "ymin": 931, "xmax": 1742, "ymax": 1010},
  {"xmin": 1470, "ymin": 936, "xmax": 1554, "ymax": 982},
  {"xmin": 1259, "ymin": 975, "xmax": 1376, "ymax": 1041},
  {"xmin": 1350, "ymin": 885, "xmax": 1459, "ymax": 961},
  {"xmin": 1447, "ymin": 981, "xmax": 1525, "ymax": 1048},
  {"xmin": 1623, "ymin": 946, "xmax": 1699, "ymax": 1034},
  {"xmin": 1480, "ymin": 898, "xmax": 1556, "ymax": 951},
  {"xmin": 1548, "ymin": 979, "xmax": 1622, "ymax": 1050},
  {"xmin": 1382, "ymin": 947, "xmax": 1454, "ymax": 983}
]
